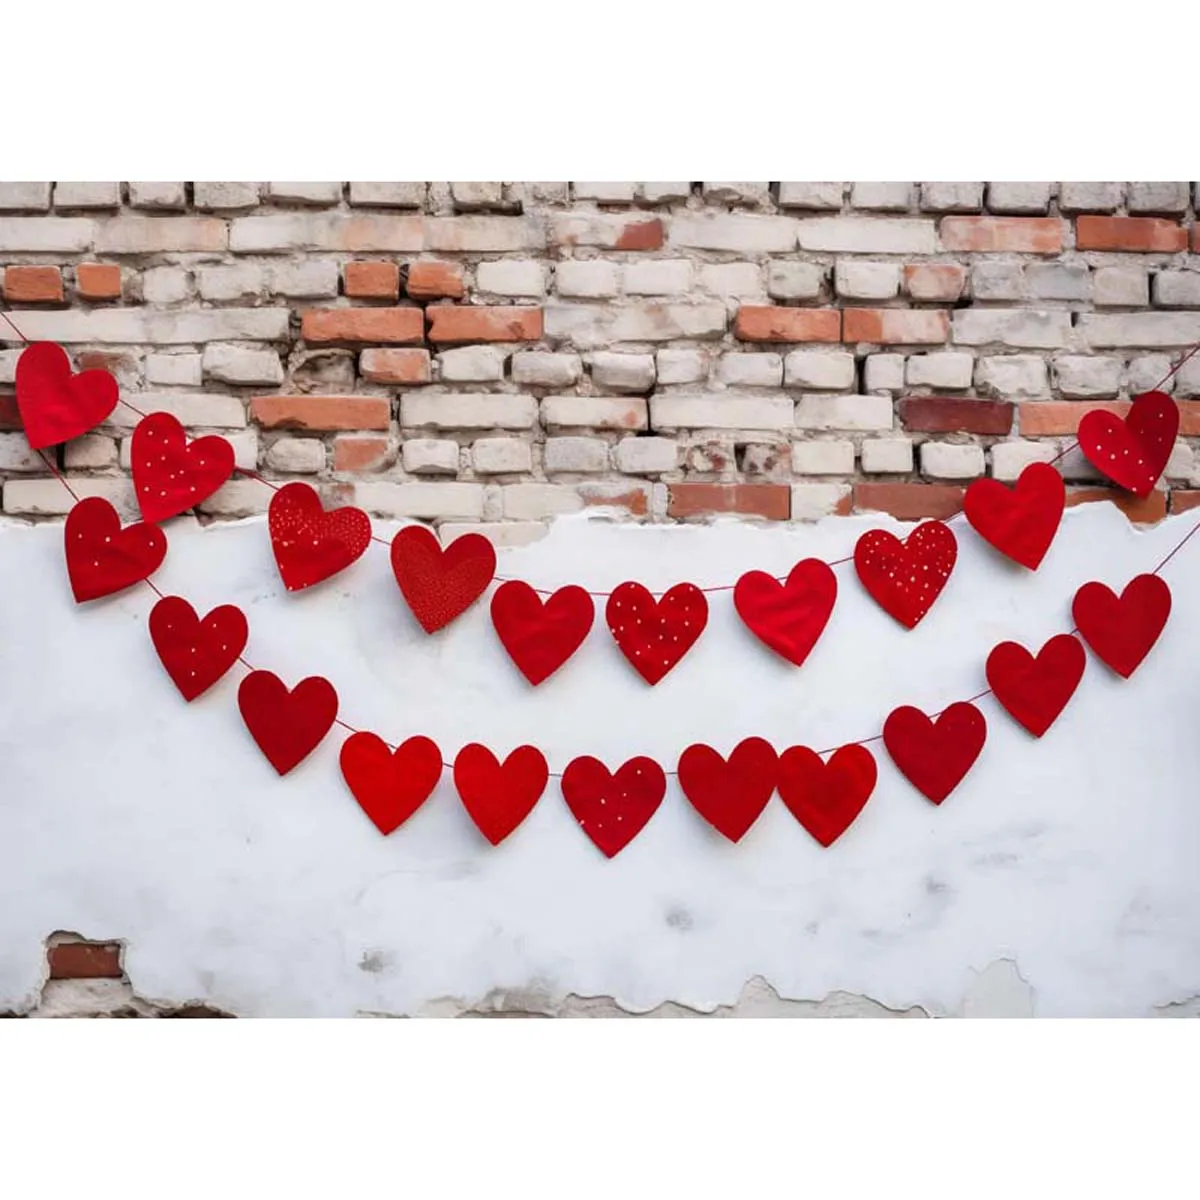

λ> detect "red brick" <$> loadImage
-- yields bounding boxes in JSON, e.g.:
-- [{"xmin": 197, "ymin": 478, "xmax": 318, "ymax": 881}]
[
  {"xmin": 1169, "ymin": 489, "xmax": 1200, "ymax": 514},
  {"xmin": 3, "ymin": 265, "xmax": 63, "ymax": 303},
  {"xmin": 734, "ymin": 306, "xmax": 841, "ymax": 343},
  {"xmin": 1194, "ymin": 226, "xmax": 1200, "ymax": 254},
  {"xmin": 843, "ymin": 308, "xmax": 949, "ymax": 345},
  {"xmin": 0, "ymin": 394, "xmax": 21, "ymax": 429},
  {"xmin": 301, "ymin": 307, "xmax": 423, "ymax": 345},
  {"xmin": 333, "ymin": 434, "xmax": 392, "ymax": 471},
  {"xmin": 1066, "ymin": 487, "xmax": 1166, "ymax": 525},
  {"xmin": 48, "ymin": 939, "xmax": 123, "ymax": 980},
  {"xmin": 667, "ymin": 482, "xmax": 790, "ymax": 520},
  {"xmin": 1075, "ymin": 216, "xmax": 1187, "ymax": 253},
  {"xmin": 903, "ymin": 263, "xmax": 966, "ymax": 302},
  {"xmin": 615, "ymin": 218, "xmax": 665, "ymax": 251},
  {"xmin": 360, "ymin": 347, "xmax": 431, "ymax": 385},
  {"xmin": 939, "ymin": 217, "xmax": 1063, "ymax": 254},
  {"xmin": 900, "ymin": 396, "xmax": 1013, "ymax": 435},
  {"xmin": 76, "ymin": 262, "xmax": 122, "ymax": 300},
  {"xmin": 1019, "ymin": 400, "xmax": 1200, "ymax": 437},
  {"xmin": 578, "ymin": 482, "xmax": 651, "ymax": 516},
  {"xmin": 344, "ymin": 260, "xmax": 399, "ymax": 300},
  {"xmin": 426, "ymin": 305, "xmax": 543, "ymax": 343},
  {"xmin": 250, "ymin": 394, "xmax": 391, "ymax": 431},
  {"xmin": 853, "ymin": 482, "xmax": 965, "ymax": 521},
  {"xmin": 78, "ymin": 350, "xmax": 134, "ymax": 377},
  {"xmin": 406, "ymin": 261, "xmax": 465, "ymax": 300}
]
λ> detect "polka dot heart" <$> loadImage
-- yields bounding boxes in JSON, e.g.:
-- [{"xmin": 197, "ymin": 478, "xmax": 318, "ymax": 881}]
[
  {"xmin": 605, "ymin": 581, "xmax": 708, "ymax": 685},
  {"xmin": 63, "ymin": 496, "xmax": 167, "ymax": 604},
  {"xmin": 131, "ymin": 411, "xmax": 236, "ymax": 524},
  {"xmin": 854, "ymin": 519, "xmax": 958, "ymax": 629},
  {"xmin": 561, "ymin": 755, "xmax": 667, "ymax": 858},
  {"xmin": 268, "ymin": 481, "xmax": 372, "ymax": 593},
  {"xmin": 1077, "ymin": 390, "xmax": 1178, "ymax": 498}
]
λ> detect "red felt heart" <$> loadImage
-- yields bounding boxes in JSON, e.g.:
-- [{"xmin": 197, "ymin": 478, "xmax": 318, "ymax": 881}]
[
  {"xmin": 733, "ymin": 559, "xmax": 837, "ymax": 666},
  {"xmin": 15, "ymin": 341, "xmax": 118, "ymax": 449},
  {"xmin": 1078, "ymin": 391, "xmax": 1178, "ymax": 497},
  {"xmin": 776, "ymin": 744, "xmax": 878, "ymax": 847},
  {"xmin": 268, "ymin": 482, "xmax": 372, "ymax": 592},
  {"xmin": 491, "ymin": 580, "xmax": 594, "ymax": 686},
  {"xmin": 149, "ymin": 595, "xmax": 248, "ymax": 702},
  {"xmin": 392, "ymin": 525, "xmax": 496, "ymax": 634},
  {"xmin": 986, "ymin": 634, "xmax": 1085, "ymax": 737},
  {"xmin": 340, "ymin": 732, "xmax": 443, "ymax": 835},
  {"xmin": 453, "ymin": 744, "xmax": 548, "ymax": 845},
  {"xmin": 883, "ymin": 702, "xmax": 987, "ymax": 804},
  {"xmin": 677, "ymin": 737, "xmax": 778, "ymax": 843},
  {"xmin": 64, "ymin": 496, "xmax": 167, "ymax": 603},
  {"xmin": 854, "ymin": 520, "xmax": 957, "ymax": 629},
  {"xmin": 561, "ymin": 755, "xmax": 667, "ymax": 858},
  {"xmin": 1072, "ymin": 574, "xmax": 1171, "ymax": 679},
  {"xmin": 131, "ymin": 411, "xmax": 235, "ymax": 524},
  {"xmin": 605, "ymin": 582, "xmax": 708, "ymax": 684},
  {"xmin": 963, "ymin": 462, "xmax": 1065, "ymax": 571},
  {"xmin": 237, "ymin": 670, "xmax": 339, "ymax": 776}
]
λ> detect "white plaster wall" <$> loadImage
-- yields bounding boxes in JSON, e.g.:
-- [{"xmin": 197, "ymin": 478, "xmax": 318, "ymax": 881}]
[{"xmin": 1, "ymin": 504, "xmax": 1198, "ymax": 1017}]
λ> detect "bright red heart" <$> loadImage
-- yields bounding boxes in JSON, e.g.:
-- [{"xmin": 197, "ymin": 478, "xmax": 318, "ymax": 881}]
[
  {"xmin": 733, "ymin": 559, "xmax": 837, "ymax": 666},
  {"xmin": 491, "ymin": 580, "xmax": 594, "ymax": 685},
  {"xmin": 131, "ymin": 411, "xmax": 235, "ymax": 524},
  {"xmin": 268, "ymin": 482, "xmax": 372, "ymax": 592},
  {"xmin": 238, "ymin": 670, "xmax": 339, "ymax": 776},
  {"xmin": 883, "ymin": 702, "xmax": 987, "ymax": 804},
  {"xmin": 986, "ymin": 634, "xmax": 1085, "ymax": 737},
  {"xmin": 1072, "ymin": 574, "xmax": 1171, "ymax": 679},
  {"xmin": 64, "ymin": 496, "xmax": 167, "ymax": 603},
  {"xmin": 776, "ymin": 744, "xmax": 878, "ymax": 847},
  {"xmin": 963, "ymin": 462, "xmax": 1065, "ymax": 571},
  {"xmin": 149, "ymin": 595, "xmax": 248, "ymax": 702},
  {"xmin": 677, "ymin": 737, "xmax": 778, "ymax": 843},
  {"xmin": 15, "ymin": 341, "xmax": 118, "ymax": 449},
  {"xmin": 1078, "ymin": 391, "xmax": 1178, "ymax": 497},
  {"xmin": 605, "ymin": 582, "xmax": 708, "ymax": 684},
  {"xmin": 340, "ymin": 732, "xmax": 443, "ymax": 835},
  {"xmin": 392, "ymin": 525, "xmax": 496, "ymax": 634},
  {"xmin": 854, "ymin": 520, "xmax": 957, "ymax": 629},
  {"xmin": 454, "ymin": 744, "xmax": 548, "ymax": 845},
  {"xmin": 561, "ymin": 755, "xmax": 667, "ymax": 858}
]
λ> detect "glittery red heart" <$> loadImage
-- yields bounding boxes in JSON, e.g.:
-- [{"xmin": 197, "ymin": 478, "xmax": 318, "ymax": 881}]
[
  {"xmin": 15, "ymin": 341, "xmax": 118, "ymax": 449},
  {"xmin": 238, "ymin": 670, "xmax": 339, "ymax": 776},
  {"xmin": 677, "ymin": 737, "xmax": 777, "ymax": 843},
  {"xmin": 883, "ymin": 702, "xmax": 986, "ymax": 805},
  {"xmin": 776, "ymin": 744, "xmax": 877, "ymax": 847},
  {"xmin": 491, "ymin": 580, "xmax": 594, "ymax": 685},
  {"xmin": 1072, "ymin": 574, "xmax": 1171, "ymax": 679},
  {"xmin": 963, "ymin": 462, "xmax": 1065, "ymax": 571},
  {"xmin": 391, "ymin": 525, "xmax": 496, "ymax": 634},
  {"xmin": 1077, "ymin": 391, "xmax": 1177, "ymax": 497},
  {"xmin": 605, "ymin": 582, "xmax": 708, "ymax": 684},
  {"xmin": 854, "ymin": 520, "xmax": 957, "ymax": 629},
  {"xmin": 986, "ymin": 634, "xmax": 1085, "ymax": 737},
  {"xmin": 340, "ymin": 733, "xmax": 443, "ymax": 835},
  {"xmin": 561, "ymin": 755, "xmax": 666, "ymax": 858},
  {"xmin": 149, "ymin": 595, "xmax": 248, "ymax": 702},
  {"xmin": 453, "ymin": 744, "xmax": 548, "ymax": 845},
  {"xmin": 131, "ymin": 411, "xmax": 235, "ymax": 524},
  {"xmin": 268, "ymin": 482, "xmax": 372, "ymax": 592},
  {"xmin": 63, "ymin": 496, "xmax": 167, "ymax": 603},
  {"xmin": 733, "ymin": 558, "xmax": 837, "ymax": 666}
]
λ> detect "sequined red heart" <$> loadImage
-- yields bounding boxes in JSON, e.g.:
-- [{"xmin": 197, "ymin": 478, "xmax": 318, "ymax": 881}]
[
  {"xmin": 1078, "ymin": 391, "xmax": 1177, "ymax": 498},
  {"xmin": 131, "ymin": 411, "xmax": 235, "ymax": 524},
  {"xmin": 776, "ymin": 744, "xmax": 878, "ymax": 847},
  {"xmin": 391, "ymin": 525, "xmax": 496, "ymax": 634},
  {"xmin": 238, "ymin": 670, "xmax": 339, "ymax": 776},
  {"xmin": 491, "ymin": 580, "xmax": 594, "ymax": 685},
  {"xmin": 854, "ymin": 520, "xmax": 957, "ymax": 629},
  {"xmin": 63, "ymin": 496, "xmax": 167, "ymax": 603},
  {"xmin": 733, "ymin": 559, "xmax": 837, "ymax": 666},
  {"xmin": 677, "ymin": 737, "xmax": 777, "ymax": 843},
  {"xmin": 605, "ymin": 582, "xmax": 708, "ymax": 684},
  {"xmin": 149, "ymin": 595, "xmax": 248, "ymax": 702},
  {"xmin": 268, "ymin": 482, "xmax": 371, "ymax": 592},
  {"xmin": 1072, "ymin": 574, "xmax": 1171, "ymax": 679},
  {"xmin": 883, "ymin": 702, "xmax": 986, "ymax": 805},
  {"xmin": 453, "ymin": 744, "xmax": 547, "ymax": 845},
  {"xmin": 963, "ymin": 462, "xmax": 1065, "ymax": 571},
  {"xmin": 986, "ymin": 634, "xmax": 1085, "ymax": 737},
  {"xmin": 15, "ymin": 341, "xmax": 118, "ymax": 449},
  {"xmin": 340, "ymin": 733, "xmax": 443, "ymax": 835},
  {"xmin": 561, "ymin": 755, "xmax": 666, "ymax": 858}
]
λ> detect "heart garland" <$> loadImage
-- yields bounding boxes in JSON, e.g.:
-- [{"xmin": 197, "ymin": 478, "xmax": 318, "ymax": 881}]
[
  {"xmin": 491, "ymin": 581, "xmax": 594, "ymax": 685},
  {"xmin": 776, "ymin": 744, "xmax": 878, "ymax": 847},
  {"xmin": 733, "ymin": 559, "xmax": 837, "ymax": 666},
  {"xmin": 340, "ymin": 733, "xmax": 443, "ymax": 835},
  {"xmin": 268, "ymin": 482, "xmax": 372, "ymax": 592},
  {"xmin": 149, "ymin": 595, "xmax": 248, "ymax": 702},
  {"xmin": 561, "ymin": 755, "xmax": 668, "ymax": 858},
  {"xmin": 15, "ymin": 342, "xmax": 118, "ymax": 449},
  {"xmin": 677, "ymin": 737, "xmax": 778, "ymax": 842},
  {"xmin": 605, "ymin": 582, "xmax": 708, "ymax": 684},
  {"xmin": 131, "ymin": 411, "xmax": 235, "ymax": 524},
  {"xmin": 883, "ymin": 702, "xmax": 987, "ymax": 804},
  {"xmin": 1078, "ymin": 391, "xmax": 1178, "ymax": 497},
  {"xmin": 1072, "ymin": 574, "xmax": 1171, "ymax": 678},
  {"xmin": 986, "ymin": 634, "xmax": 1085, "ymax": 737},
  {"xmin": 453, "ymin": 744, "xmax": 548, "ymax": 845},
  {"xmin": 64, "ymin": 496, "xmax": 167, "ymax": 603},
  {"xmin": 854, "ymin": 520, "xmax": 957, "ymax": 629},
  {"xmin": 392, "ymin": 525, "xmax": 496, "ymax": 633},
  {"xmin": 963, "ymin": 462, "xmax": 1065, "ymax": 571},
  {"xmin": 238, "ymin": 670, "xmax": 339, "ymax": 776}
]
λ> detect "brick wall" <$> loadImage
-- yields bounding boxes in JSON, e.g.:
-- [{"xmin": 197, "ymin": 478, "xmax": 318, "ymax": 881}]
[{"xmin": 1, "ymin": 180, "xmax": 1199, "ymax": 542}]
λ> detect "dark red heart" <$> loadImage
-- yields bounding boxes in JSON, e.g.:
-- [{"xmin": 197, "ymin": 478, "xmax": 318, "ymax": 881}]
[
  {"xmin": 733, "ymin": 559, "xmax": 837, "ymax": 666},
  {"xmin": 453, "ymin": 744, "xmax": 547, "ymax": 845},
  {"xmin": 561, "ymin": 755, "xmax": 667, "ymax": 858},
  {"xmin": 986, "ymin": 634, "xmax": 1085, "ymax": 737},
  {"xmin": 1078, "ymin": 391, "xmax": 1178, "ymax": 497},
  {"xmin": 883, "ymin": 702, "xmax": 987, "ymax": 804},
  {"xmin": 776, "ymin": 744, "xmax": 878, "ymax": 847},
  {"xmin": 605, "ymin": 582, "xmax": 708, "ymax": 684},
  {"xmin": 64, "ymin": 496, "xmax": 167, "ymax": 603},
  {"xmin": 854, "ymin": 520, "xmax": 957, "ymax": 629},
  {"xmin": 677, "ymin": 737, "xmax": 778, "ymax": 843},
  {"xmin": 1072, "ymin": 574, "xmax": 1171, "ymax": 679},
  {"xmin": 340, "ymin": 732, "xmax": 443, "ymax": 835},
  {"xmin": 15, "ymin": 341, "xmax": 118, "ymax": 449},
  {"xmin": 491, "ymin": 580, "xmax": 594, "ymax": 685},
  {"xmin": 149, "ymin": 595, "xmax": 248, "ymax": 702},
  {"xmin": 963, "ymin": 462, "xmax": 1065, "ymax": 571},
  {"xmin": 131, "ymin": 411, "xmax": 235, "ymax": 524},
  {"xmin": 268, "ymin": 482, "xmax": 371, "ymax": 592},
  {"xmin": 238, "ymin": 670, "xmax": 339, "ymax": 776},
  {"xmin": 392, "ymin": 525, "xmax": 496, "ymax": 634}
]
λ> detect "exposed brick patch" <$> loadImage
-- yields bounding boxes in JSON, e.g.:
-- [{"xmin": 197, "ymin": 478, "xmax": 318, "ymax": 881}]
[
  {"xmin": 1169, "ymin": 489, "xmax": 1200, "ymax": 514},
  {"xmin": 48, "ymin": 938, "xmax": 123, "ymax": 980},
  {"xmin": 426, "ymin": 305, "xmax": 543, "ymax": 343},
  {"xmin": 615, "ymin": 219, "xmax": 666, "ymax": 251},
  {"xmin": 250, "ymin": 395, "xmax": 391, "ymax": 431},
  {"xmin": 406, "ymin": 261, "xmax": 465, "ymax": 300},
  {"xmin": 343, "ymin": 260, "xmax": 400, "ymax": 300},
  {"xmin": 1065, "ymin": 487, "xmax": 1167, "ymax": 524},
  {"xmin": 899, "ymin": 396, "xmax": 1014, "ymax": 435},
  {"xmin": 3, "ymin": 265, "xmax": 64, "ymax": 303},
  {"xmin": 333, "ymin": 434, "xmax": 392, "ymax": 471},
  {"xmin": 940, "ymin": 217, "xmax": 1063, "ymax": 254},
  {"xmin": 667, "ymin": 482, "xmax": 791, "ymax": 520},
  {"xmin": 1075, "ymin": 216, "xmax": 1187, "ymax": 253},
  {"xmin": 301, "ymin": 307, "xmax": 423, "ymax": 344},
  {"xmin": 734, "ymin": 307, "xmax": 841, "ymax": 343},
  {"xmin": 843, "ymin": 308, "xmax": 949, "ymax": 345},
  {"xmin": 359, "ymin": 347, "xmax": 431, "ymax": 385},
  {"xmin": 903, "ymin": 263, "xmax": 966, "ymax": 302},
  {"xmin": 578, "ymin": 482, "xmax": 651, "ymax": 516},
  {"xmin": 853, "ymin": 482, "xmax": 965, "ymax": 521},
  {"xmin": 76, "ymin": 263, "xmax": 122, "ymax": 300}
]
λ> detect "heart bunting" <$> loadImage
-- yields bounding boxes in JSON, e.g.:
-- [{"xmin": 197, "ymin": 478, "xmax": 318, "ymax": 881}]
[
  {"xmin": 15, "ymin": 342, "xmax": 118, "ymax": 449},
  {"xmin": 1072, "ymin": 574, "xmax": 1171, "ymax": 678},
  {"xmin": 454, "ymin": 744, "xmax": 548, "ymax": 845},
  {"xmin": 963, "ymin": 462, "xmax": 1065, "ymax": 571},
  {"xmin": 64, "ymin": 496, "xmax": 167, "ymax": 603},
  {"xmin": 340, "ymin": 733, "xmax": 443, "ymax": 835},
  {"xmin": 149, "ymin": 595, "xmax": 248, "ymax": 702},
  {"xmin": 677, "ymin": 737, "xmax": 778, "ymax": 843},
  {"xmin": 854, "ymin": 520, "xmax": 957, "ymax": 629},
  {"xmin": 238, "ymin": 670, "xmax": 339, "ymax": 776},
  {"xmin": 776, "ymin": 744, "xmax": 878, "ymax": 847},
  {"xmin": 606, "ymin": 582, "xmax": 708, "ymax": 684},
  {"xmin": 883, "ymin": 702, "xmax": 987, "ymax": 804},
  {"xmin": 561, "ymin": 756, "xmax": 667, "ymax": 858},
  {"xmin": 491, "ymin": 581, "xmax": 594, "ymax": 685},
  {"xmin": 986, "ymin": 635, "xmax": 1085, "ymax": 737},
  {"xmin": 131, "ymin": 411, "xmax": 235, "ymax": 524},
  {"xmin": 733, "ymin": 559, "xmax": 837, "ymax": 666},
  {"xmin": 268, "ymin": 482, "xmax": 372, "ymax": 592},
  {"xmin": 392, "ymin": 525, "xmax": 496, "ymax": 634},
  {"xmin": 1078, "ymin": 391, "xmax": 1178, "ymax": 497}
]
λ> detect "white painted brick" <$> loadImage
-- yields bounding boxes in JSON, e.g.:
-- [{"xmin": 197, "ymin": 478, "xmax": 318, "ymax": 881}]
[
  {"xmin": 268, "ymin": 261, "xmax": 339, "ymax": 298},
  {"xmin": 971, "ymin": 261, "xmax": 1025, "ymax": 302},
  {"xmin": 906, "ymin": 352, "xmax": 974, "ymax": 390},
  {"xmin": 863, "ymin": 353, "xmax": 905, "ymax": 392},
  {"xmin": 651, "ymin": 393, "xmax": 794, "ymax": 431},
  {"xmin": 1026, "ymin": 263, "xmax": 1091, "ymax": 302},
  {"xmin": 991, "ymin": 439, "xmax": 1060, "ymax": 482},
  {"xmin": 555, "ymin": 260, "xmax": 619, "ymax": 298},
  {"xmin": 668, "ymin": 214, "xmax": 797, "ymax": 253},
  {"xmin": 860, "ymin": 437, "xmax": 914, "ymax": 473},
  {"xmin": 501, "ymin": 484, "xmax": 585, "ymax": 520},
  {"xmin": 0, "ymin": 218, "xmax": 94, "ymax": 252},
  {"xmin": 142, "ymin": 266, "xmax": 191, "ymax": 304},
  {"xmin": 197, "ymin": 263, "xmax": 264, "ymax": 302},
  {"xmin": 402, "ymin": 438, "xmax": 460, "ymax": 474},
  {"xmin": 920, "ymin": 182, "xmax": 984, "ymax": 212},
  {"xmin": 849, "ymin": 182, "xmax": 913, "ymax": 211},
  {"xmin": 1165, "ymin": 440, "xmax": 1195, "ymax": 482},
  {"xmin": 354, "ymin": 482, "xmax": 486, "ymax": 520},
  {"xmin": 472, "ymin": 437, "xmax": 533, "ymax": 474},
  {"xmin": 623, "ymin": 260, "xmax": 693, "ymax": 296},
  {"xmin": 105, "ymin": 393, "xmax": 246, "ymax": 429},
  {"xmin": 1052, "ymin": 356, "xmax": 1121, "ymax": 398},
  {"xmin": 546, "ymin": 303, "xmax": 729, "ymax": 347},
  {"xmin": 920, "ymin": 442, "xmax": 985, "ymax": 478},
  {"xmin": 0, "ymin": 433, "xmax": 47, "ymax": 472},
  {"xmin": 198, "ymin": 479, "xmax": 272, "ymax": 517},
  {"xmin": 451, "ymin": 182, "xmax": 504, "ymax": 210},
  {"xmin": 835, "ymin": 260, "xmax": 900, "ymax": 300},
  {"xmin": 953, "ymin": 309, "xmax": 1072, "ymax": 349},
  {"xmin": 0, "ymin": 182, "xmax": 51, "ymax": 211},
  {"xmin": 437, "ymin": 345, "xmax": 509, "ymax": 383},
  {"xmin": 1153, "ymin": 272, "xmax": 1200, "ymax": 308},
  {"xmin": 1057, "ymin": 444, "xmax": 1105, "ymax": 483},
  {"xmin": 1127, "ymin": 356, "xmax": 1174, "ymax": 395},
  {"xmin": 224, "ymin": 430, "xmax": 259, "ymax": 471},
  {"xmin": 401, "ymin": 392, "xmax": 536, "ymax": 430},
  {"xmin": 784, "ymin": 350, "xmax": 856, "ymax": 390},
  {"xmin": 194, "ymin": 182, "xmax": 261, "ymax": 211},
  {"xmin": 1080, "ymin": 313, "xmax": 1200, "ymax": 348},
  {"xmin": 717, "ymin": 353, "xmax": 783, "ymax": 387},
  {"xmin": 0, "ymin": 350, "xmax": 19, "ymax": 384},
  {"xmin": 704, "ymin": 182, "xmax": 771, "ymax": 206},
  {"xmin": 63, "ymin": 434, "xmax": 119, "ymax": 470},
  {"xmin": 1176, "ymin": 357, "xmax": 1200, "ymax": 399},
  {"xmin": 440, "ymin": 521, "xmax": 549, "ymax": 548},
  {"xmin": 590, "ymin": 352, "xmax": 655, "ymax": 392},
  {"xmin": 53, "ymin": 182, "xmax": 120, "ymax": 209},
  {"xmin": 796, "ymin": 218, "xmax": 937, "ymax": 254},
  {"xmin": 699, "ymin": 262, "xmax": 765, "ymax": 299},
  {"xmin": 265, "ymin": 437, "xmax": 325, "ymax": 473},
  {"xmin": 145, "ymin": 353, "xmax": 203, "ymax": 386},
  {"xmin": 638, "ymin": 183, "xmax": 691, "ymax": 204},
  {"xmin": 202, "ymin": 344, "xmax": 284, "ymax": 386},
  {"xmin": 511, "ymin": 352, "xmax": 582, "ymax": 388},
  {"xmin": 614, "ymin": 437, "xmax": 678, "ymax": 474},
  {"xmin": 348, "ymin": 182, "xmax": 426, "ymax": 208},
  {"xmin": 549, "ymin": 213, "xmax": 652, "ymax": 249},
  {"xmin": 0, "ymin": 308, "xmax": 286, "ymax": 345},
  {"xmin": 1058, "ymin": 182, "xmax": 1124, "ymax": 212},
  {"xmin": 792, "ymin": 440, "xmax": 855, "ymax": 475},
  {"xmin": 790, "ymin": 483, "xmax": 851, "ymax": 520},
  {"xmin": 974, "ymin": 355, "xmax": 1049, "ymax": 399},
  {"xmin": 573, "ymin": 182, "xmax": 635, "ymax": 204},
  {"xmin": 766, "ymin": 261, "xmax": 823, "ymax": 301},
  {"xmin": 266, "ymin": 181, "xmax": 342, "ymax": 206},
  {"xmin": 476, "ymin": 259, "xmax": 545, "ymax": 297},
  {"xmin": 985, "ymin": 182, "xmax": 1053, "ymax": 213},
  {"xmin": 129, "ymin": 182, "xmax": 186, "ymax": 210},
  {"xmin": 231, "ymin": 214, "xmax": 424, "ymax": 253},
  {"xmin": 1094, "ymin": 267, "xmax": 1149, "ymax": 308},
  {"xmin": 795, "ymin": 394, "xmax": 894, "ymax": 432},
  {"xmin": 542, "ymin": 396, "xmax": 647, "ymax": 431},
  {"xmin": 1127, "ymin": 182, "xmax": 1189, "ymax": 214},
  {"xmin": 3, "ymin": 477, "xmax": 139, "ymax": 519},
  {"xmin": 778, "ymin": 183, "xmax": 844, "ymax": 209},
  {"xmin": 96, "ymin": 217, "xmax": 227, "ymax": 254},
  {"xmin": 655, "ymin": 348, "xmax": 710, "ymax": 385},
  {"xmin": 543, "ymin": 437, "xmax": 607, "ymax": 473}
]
